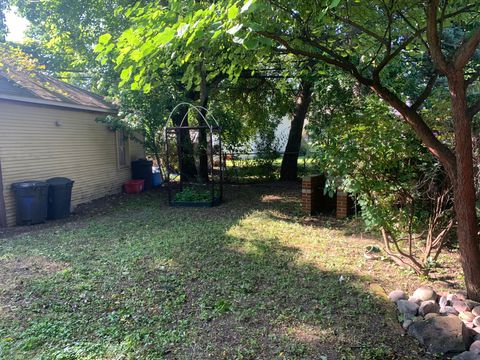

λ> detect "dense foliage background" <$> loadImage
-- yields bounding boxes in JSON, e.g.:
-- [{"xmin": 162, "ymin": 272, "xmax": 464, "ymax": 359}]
[{"xmin": 2, "ymin": 0, "xmax": 480, "ymax": 292}]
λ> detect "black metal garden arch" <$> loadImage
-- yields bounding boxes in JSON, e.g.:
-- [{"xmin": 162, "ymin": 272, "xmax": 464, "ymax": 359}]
[{"xmin": 164, "ymin": 103, "xmax": 223, "ymax": 207}]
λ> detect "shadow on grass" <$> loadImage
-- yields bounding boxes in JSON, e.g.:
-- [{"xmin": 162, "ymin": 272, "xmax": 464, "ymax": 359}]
[{"xmin": 0, "ymin": 184, "xmax": 436, "ymax": 359}]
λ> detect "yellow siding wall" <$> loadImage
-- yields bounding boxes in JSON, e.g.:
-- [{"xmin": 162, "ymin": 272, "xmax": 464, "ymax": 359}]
[{"xmin": 0, "ymin": 100, "xmax": 145, "ymax": 226}]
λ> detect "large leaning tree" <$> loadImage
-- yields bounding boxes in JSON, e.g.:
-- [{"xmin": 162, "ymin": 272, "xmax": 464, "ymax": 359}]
[
  {"xmin": 251, "ymin": 0, "xmax": 480, "ymax": 298},
  {"xmin": 96, "ymin": 0, "xmax": 480, "ymax": 297},
  {"xmin": 163, "ymin": 0, "xmax": 480, "ymax": 298}
]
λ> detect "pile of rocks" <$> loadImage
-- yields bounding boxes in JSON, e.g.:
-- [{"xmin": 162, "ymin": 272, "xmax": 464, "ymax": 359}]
[{"xmin": 390, "ymin": 286, "xmax": 480, "ymax": 359}]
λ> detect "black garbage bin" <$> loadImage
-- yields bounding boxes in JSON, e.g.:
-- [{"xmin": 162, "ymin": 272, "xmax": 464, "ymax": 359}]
[
  {"xmin": 46, "ymin": 177, "xmax": 74, "ymax": 220},
  {"xmin": 11, "ymin": 181, "xmax": 48, "ymax": 226},
  {"xmin": 132, "ymin": 159, "xmax": 153, "ymax": 191}
]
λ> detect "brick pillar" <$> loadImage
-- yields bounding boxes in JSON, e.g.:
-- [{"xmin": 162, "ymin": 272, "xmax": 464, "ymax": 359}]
[
  {"xmin": 302, "ymin": 176, "xmax": 313, "ymax": 215},
  {"xmin": 302, "ymin": 175, "xmax": 323, "ymax": 215},
  {"xmin": 336, "ymin": 189, "xmax": 348, "ymax": 219}
]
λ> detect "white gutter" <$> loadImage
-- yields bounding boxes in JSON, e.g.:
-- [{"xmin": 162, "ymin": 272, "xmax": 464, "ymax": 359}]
[{"xmin": 0, "ymin": 93, "xmax": 117, "ymax": 114}]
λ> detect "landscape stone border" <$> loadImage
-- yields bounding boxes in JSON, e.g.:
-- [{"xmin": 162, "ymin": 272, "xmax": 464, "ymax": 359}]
[{"xmin": 390, "ymin": 286, "xmax": 480, "ymax": 359}]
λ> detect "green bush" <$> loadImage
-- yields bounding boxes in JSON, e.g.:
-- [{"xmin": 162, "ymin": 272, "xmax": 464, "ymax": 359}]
[{"xmin": 309, "ymin": 82, "xmax": 454, "ymax": 274}]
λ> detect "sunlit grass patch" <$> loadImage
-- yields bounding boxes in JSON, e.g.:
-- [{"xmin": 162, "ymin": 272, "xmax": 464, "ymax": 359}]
[{"xmin": 0, "ymin": 185, "xmax": 453, "ymax": 359}]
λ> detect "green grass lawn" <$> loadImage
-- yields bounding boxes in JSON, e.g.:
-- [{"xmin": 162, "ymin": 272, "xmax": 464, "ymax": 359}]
[
  {"xmin": 0, "ymin": 184, "xmax": 459, "ymax": 359},
  {"xmin": 224, "ymin": 156, "xmax": 315, "ymax": 183}
]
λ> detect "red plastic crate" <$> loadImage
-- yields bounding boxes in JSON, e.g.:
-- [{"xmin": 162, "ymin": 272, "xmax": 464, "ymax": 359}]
[{"xmin": 124, "ymin": 179, "xmax": 144, "ymax": 194}]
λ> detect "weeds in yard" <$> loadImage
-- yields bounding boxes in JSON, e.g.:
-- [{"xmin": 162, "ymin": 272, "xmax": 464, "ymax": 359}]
[{"xmin": 0, "ymin": 185, "xmax": 453, "ymax": 359}]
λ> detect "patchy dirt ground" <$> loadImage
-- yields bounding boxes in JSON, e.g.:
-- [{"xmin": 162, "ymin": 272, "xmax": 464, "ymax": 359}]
[
  {"xmin": 0, "ymin": 192, "xmax": 129, "ymax": 239},
  {"xmin": 0, "ymin": 256, "xmax": 66, "ymax": 292},
  {"xmin": 0, "ymin": 183, "xmax": 463, "ymax": 359},
  {"xmin": 0, "ymin": 256, "xmax": 67, "ymax": 319}
]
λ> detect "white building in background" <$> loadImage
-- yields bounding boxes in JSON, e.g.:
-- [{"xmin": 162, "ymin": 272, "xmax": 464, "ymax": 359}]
[{"xmin": 249, "ymin": 116, "xmax": 310, "ymax": 155}]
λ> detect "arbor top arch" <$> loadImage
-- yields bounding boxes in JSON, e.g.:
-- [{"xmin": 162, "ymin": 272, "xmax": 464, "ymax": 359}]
[{"xmin": 165, "ymin": 102, "xmax": 220, "ymax": 130}]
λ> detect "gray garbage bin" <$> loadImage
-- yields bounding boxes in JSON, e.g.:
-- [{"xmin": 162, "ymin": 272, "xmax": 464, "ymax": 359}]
[
  {"xmin": 11, "ymin": 181, "xmax": 48, "ymax": 225},
  {"xmin": 47, "ymin": 177, "xmax": 74, "ymax": 220}
]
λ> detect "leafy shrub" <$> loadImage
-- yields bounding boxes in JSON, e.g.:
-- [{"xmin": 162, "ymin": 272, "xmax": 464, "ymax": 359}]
[
  {"xmin": 309, "ymin": 83, "xmax": 454, "ymax": 274},
  {"xmin": 252, "ymin": 128, "xmax": 281, "ymax": 180}
]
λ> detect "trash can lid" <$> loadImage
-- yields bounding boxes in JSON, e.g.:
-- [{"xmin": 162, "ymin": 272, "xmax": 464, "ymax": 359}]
[
  {"xmin": 47, "ymin": 177, "xmax": 74, "ymax": 186},
  {"xmin": 11, "ymin": 181, "xmax": 48, "ymax": 189},
  {"xmin": 133, "ymin": 159, "xmax": 153, "ymax": 164}
]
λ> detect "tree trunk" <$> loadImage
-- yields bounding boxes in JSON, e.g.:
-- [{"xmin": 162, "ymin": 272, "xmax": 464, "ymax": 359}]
[
  {"xmin": 183, "ymin": 90, "xmax": 210, "ymax": 182},
  {"xmin": 197, "ymin": 70, "xmax": 210, "ymax": 182},
  {"xmin": 370, "ymin": 77, "xmax": 480, "ymax": 300},
  {"xmin": 448, "ymin": 71, "xmax": 480, "ymax": 300},
  {"xmin": 151, "ymin": 137, "xmax": 162, "ymax": 173},
  {"xmin": 172, "ymin": 107, "xmax": 197, "ymax": 182},
  {"xmin": 144, "ymin": 121, "xmax": 162, "ymax": 170},
  {"xmin": 280, "ymin": 79, "xmax": 313, "ymax": 181}
]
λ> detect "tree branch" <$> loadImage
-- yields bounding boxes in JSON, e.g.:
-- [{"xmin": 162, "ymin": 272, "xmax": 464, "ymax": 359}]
[
  {"xmin": 399, "ymin": 3, "xmax": 477, "ymax": 53},
  {"xmin": 398, "ymin": 11, "xmax": 430, "ymax": 50},
  {"xmin": 466, "ymin": 69, "xmax": 480, "ymax": 86},
  {"xmin": 257, "ymin": 31, "xmax": 359, "ymax": 75},
  {"xmin": 426, "ymin": 0, "xmax": 449, "ymax": 74},
  {"xmin": 411, "ymin": 73, "xmax": 438, "ymax": 111},
  {"xmin": 439, "ymin": 0, "xmax": 449, "ymax": 33},
  {"xmin": 300, "ymin": 35, "xmax": 350, "ymax": 66},
  {"xmin": 373, "ymin": 26, "xmax": 424, "ymax": 79},
  {"xmin": 257, "ymin": 16, "xmax": 457, "ymax": 177},
  {"xmin": 454, "ymin": 27, "xmax": 480, "ymax": 69},
  {"xmin": 468, "ymin": 98, "xmax": 480, "ymax": 118},
  {"xmin": 370, "ymin": 2, "xmax": 474, "ymax": 79},
  {"xmin": 370, "ymin": 81, "xmax": 456, "ymax": 177},
  {"xmin": 333, "ymin": 15, "xmax": 389, "ymax": 46}
]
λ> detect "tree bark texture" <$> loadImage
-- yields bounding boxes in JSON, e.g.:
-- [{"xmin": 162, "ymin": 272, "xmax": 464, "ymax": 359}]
[
  {"xmin": 280, "ymin": 79, "xmax": 313, "ymax": 181},
  {"xmin": 196, "ymin": 71, "xmax": 210, "ymax": 182},
  {"xmin": 448, "ymin": 71, "xmax": 480, "ymax": 300},
  {"xmin": 172, "ymin": 107, "xmax": 197, "ymax": 182}
]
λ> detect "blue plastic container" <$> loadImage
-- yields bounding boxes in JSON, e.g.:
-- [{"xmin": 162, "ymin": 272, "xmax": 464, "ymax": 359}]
[{"xmin": 152, "ymin": 172, "xmax": 162, "ymax": 187}]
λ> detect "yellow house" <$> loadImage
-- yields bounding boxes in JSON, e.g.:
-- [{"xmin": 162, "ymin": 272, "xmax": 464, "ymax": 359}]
[{"xmin": 0, "ymin": 63, "xmax": 145, "ymax": 227}]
